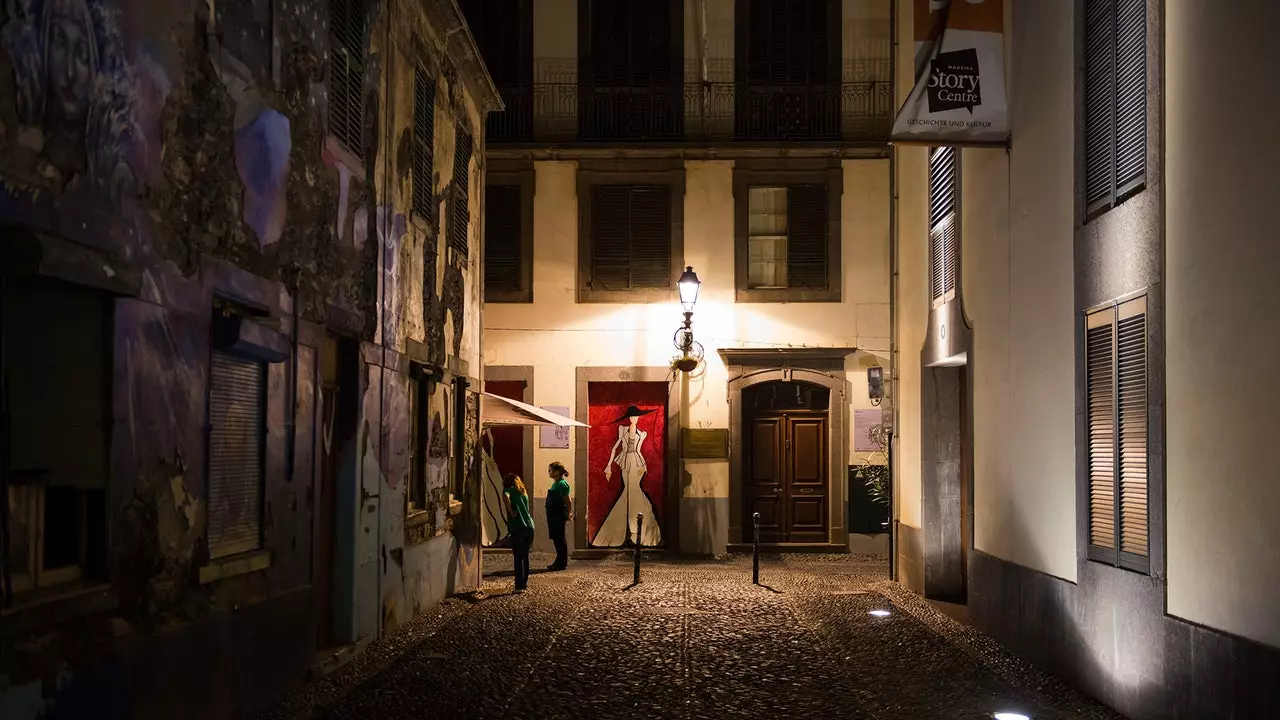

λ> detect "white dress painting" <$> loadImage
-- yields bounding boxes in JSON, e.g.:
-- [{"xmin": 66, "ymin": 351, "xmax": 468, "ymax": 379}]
[{"xmin": 593, "ymin": 416, "xmax": 663, "ymax": 547}]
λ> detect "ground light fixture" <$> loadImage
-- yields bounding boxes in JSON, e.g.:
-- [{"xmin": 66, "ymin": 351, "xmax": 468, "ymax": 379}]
[
  {"xmin": 868, "ymin": 609, "xmax": 891, "ymax": 617},
  {"xmin": 993, "ymin": 713, "xmax": 1030, "ymax": 720}
]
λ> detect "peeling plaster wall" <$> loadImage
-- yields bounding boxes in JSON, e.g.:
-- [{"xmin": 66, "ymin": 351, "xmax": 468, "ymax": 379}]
[{"xmin": 0, "ymin": 0, "xmax": 494, "ymax": 717}]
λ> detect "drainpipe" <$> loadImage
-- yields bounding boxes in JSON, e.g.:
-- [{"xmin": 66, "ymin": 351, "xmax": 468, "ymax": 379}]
[
  {"xmin": 0, "ymin": 270, "xmax": 10, "ymax": 607},
  {"xmin": 374, "ymin": 0, "xmax": 395, "ymax": 639},
  {"xmin": 887, "ymin": 0, "xmax": 899, "ymax": 583}
]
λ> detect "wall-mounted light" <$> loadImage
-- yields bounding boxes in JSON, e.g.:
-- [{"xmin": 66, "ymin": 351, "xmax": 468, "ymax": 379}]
[{"xmin": 673, "ymin": 266, "xmax": 704, "ymax": 374}]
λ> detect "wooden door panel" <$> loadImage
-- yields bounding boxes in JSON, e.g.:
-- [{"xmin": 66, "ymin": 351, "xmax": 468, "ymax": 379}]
[
  {"xmin": 745, "ymin": 416, "xmax": 786, "ymax": 542},
  {"xmin": 786, "ymin": 415, "xmax": 829, "ymax": 543},
  {"xmin": 789, "ymin": 417, "xmax": 826, "ymax": 487}
]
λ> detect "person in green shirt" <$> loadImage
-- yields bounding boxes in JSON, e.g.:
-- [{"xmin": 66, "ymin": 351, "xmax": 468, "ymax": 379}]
[
  {"xmin": 503, "ymin": 473, "xmax": 535, "ymax": 592},
  {"xmin": 544, "ymin": 461, "xmax": 574, "ymax": 571}
]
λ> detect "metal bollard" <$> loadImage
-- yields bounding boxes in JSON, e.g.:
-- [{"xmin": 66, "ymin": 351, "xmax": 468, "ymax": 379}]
[
  {"xmin": 633, "ymin": 513, "xmax": 644, "ymax": 585},
  {"xmin": 752, "ymin": 512, "xmax": 761, "ymax": 585}
]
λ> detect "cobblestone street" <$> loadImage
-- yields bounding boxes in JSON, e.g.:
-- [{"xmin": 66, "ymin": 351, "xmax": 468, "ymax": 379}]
[{"xmin": 259, "ymin": 554, "xmax": 1124, "ymax": 720}]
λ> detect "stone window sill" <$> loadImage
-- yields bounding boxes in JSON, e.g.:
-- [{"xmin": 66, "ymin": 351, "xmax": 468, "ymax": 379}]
[
  {"xmin": 0, "ymin": 581, "xmax": 116, "ymax": 639},
  {"xmin": 406, "ymin": 509, "xmax": 430, "ymax": 528},
  {"xmin": 198, "ymin": 549, "xmax": 271, "ymax": 585}
]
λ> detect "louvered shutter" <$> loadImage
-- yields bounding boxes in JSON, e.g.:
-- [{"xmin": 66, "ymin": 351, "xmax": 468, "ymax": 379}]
[
  {"xmin": 590, "ymin": 185, "xmax": 672, "ymax": 291},
  {"xmin": 329, "ymin": 0, "xmax": 366, "ymax": 159},
  {"xmin": 1085, "ymin": 311, "xmax": 1116, "ymax": 552},
  {"xmin": 1084, "ymin": 0, "xmax": 1146, "ymax": 213},
  {"xmin": 413, "ymin": 67, "xmax": 435, "ymax": 220},
  {"xmin": 928, "ymin": 146, "xmax": 958, "ymax": 304},
  {"xmin": 1114, "ymin": 0, "xmax": 1147, "ymax": 195},
  {"xmin": 484, "ymin": 184, "xmax": 523, "ymax": 294},
  {"xmin": 450, "ymin": 129, "xmax": 472, "ymax": 257},
  {"xmin": 1116, "ymin": 298, "xmax": 1148, "ymax": 562},
  {"xmin": 786, "ymin": 185, "xmax": 828, "ymax": 289},
  {"xmin": 208, "ymin": 350, "xmax": 265, "ymax": 559}
]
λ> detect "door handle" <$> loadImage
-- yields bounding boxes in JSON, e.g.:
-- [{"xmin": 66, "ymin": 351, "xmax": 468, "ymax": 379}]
[
  {"xmin": 772, "ymin": 487, "xmax": 781, "ymax": 495},
  {"xmin": 797, "ymin": 488, "xmax": 815, "ymax": 493}
]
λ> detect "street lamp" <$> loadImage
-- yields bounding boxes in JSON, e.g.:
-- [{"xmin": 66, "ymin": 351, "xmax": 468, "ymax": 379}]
[{"xmin": 673, "ymin": 266, "xmax": 703, "ymax": 374}]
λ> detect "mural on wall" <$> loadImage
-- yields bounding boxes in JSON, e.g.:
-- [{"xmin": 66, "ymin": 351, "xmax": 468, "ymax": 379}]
[
  {"xmin": 0, "ymin": 0, "xmax": 167, "ymax": 210},
  {"xmin": 479, "ymin": 429, "xmax": 509, "ymax": 547},
  {"xmin": 587, "ymin": 382, "xmax": 667, "ymax": 548},
  {"xmin": 480, "ymin": 380, "xmax": 523, "ymax": 547},
  {"xmin": 233, "ymin": 108, "xmax": 290, "ymax": 248}
]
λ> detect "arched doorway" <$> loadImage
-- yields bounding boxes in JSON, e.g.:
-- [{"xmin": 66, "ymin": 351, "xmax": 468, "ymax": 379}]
[{"xmin": 741, "ymin": 380, "xmax": 831, "ymax": 544}]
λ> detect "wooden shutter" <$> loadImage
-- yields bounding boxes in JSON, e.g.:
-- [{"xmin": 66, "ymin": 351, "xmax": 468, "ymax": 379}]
[
  {"xmin": 413, "ymin": 66, "xmax": 435, "ymax": 220},
  {"xmin": 1086, "ymin": 297, "xmax": 1148, "ymax": 568},
  {"xmin": 590, "ymin": 185, "xmax": 672, "ymax": 290},
  {"xmin": 744, "ymin": 0, "xmax": 828, "ymax": 85},
  {"xmin": 449, "ymin": 129, "xmax": 473, "ymax": 257},
  {"xmin": 1116, "ymin": 297, "xmax": 1148, "ymax": 562},
  {"xmin": 928, "ymin": 146, "xmax": 958, "ymax": 304},
  {"xmin": 484, "ymin": 184, "xmax": 523, "ymax": 294},
  {"xmin": 208, "ymin": 350, "xmax": 265, "ymax": 559},
  {"xmin": 786, "ymin": 185, "xmax": 828, "ymax": 289},
  {"xmin": 1113, "ymin": 0, "xmax": 1147, "ymax": 195},
  {"xmin": 1083, "ymin": 0, "xmax": 1146, "ymax": 213},
  {"xmin": 1085, "ymin": 310, "xmax": 1116, "ymax": 552},
  {"xmin": 328, "ymin": 0, "xmax": 366, "ymax": 159}
]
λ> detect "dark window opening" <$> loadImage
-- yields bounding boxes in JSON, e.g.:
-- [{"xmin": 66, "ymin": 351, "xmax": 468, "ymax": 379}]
[
  {"xmin": 329, "ymin": 0, "xmax": 368, "ymax": 159},
  {"xmin": 578, "ymin": 0, "xmax": 684, "ymax": 140},
  {"xmin": 413, "ymin": 65, "xmax": 435, "ymax": 221},
  {"xmin": 449, "ymin": 129, "xmax": 473, "ymax": 258},
  {"xmin": 589, "ymin": 185, "xmax": 673, "ymax": 291},
  {"xmin": 744, "ymin": 185, "xmax": 829, "ymax": 291},
  {"xmin": 484, "ymin": 184, "xmax": 526, "ymax": 301},
  {"xmin": 460, "ymin": 0, "xmax": 534, "ymax": 141},
  {"xmin": 735, "ymin": 0, "xmax": 840, "ymax": 140}
]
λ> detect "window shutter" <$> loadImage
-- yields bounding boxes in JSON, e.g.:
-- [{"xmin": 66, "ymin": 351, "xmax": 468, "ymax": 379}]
[
  {"xmin": 1083, "ymin": 0, "xmax": 1114, "ymax": 209},
  {"xmin": 590, "ymin": 185, "xmax": 672, "ymax": 291},
  {"xmin": 928, "ymin": 146, "xmax": 957, "ymax": 304},
  {"xmin": 484, "ymin": 184, "xmax": 522, "ymax": 294},
  {"xmin": 328, "ymin": 0, "xmax": 366, "ymax": 159},
  {"xmin": 413, "ymin": 66, "xmax": 435, "ymax": 220},
  {"xmin": 449, "ymin": 129, "xmax": 473, "ymax": 257},
  {"xmin": 1116, "ymin": 298, "xmax": 1148, "ymax": 561},
  {"xmin": 1086, "ymin": 311, "xmax": 1116, "ymax": 552},
  {"xmin": 786, "ymin": 185, "xmax": 828, "ymax": 289},
  {"xmin": 208, "ymin": 350, "xmax": 265, "ymax": 559},
  {"xmin": 1114, "ymin": 0, "xmax": 1147, "ymax": 194}
]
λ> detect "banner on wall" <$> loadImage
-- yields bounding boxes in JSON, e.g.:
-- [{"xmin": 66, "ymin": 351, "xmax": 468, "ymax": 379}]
[{"xmin": 890, "ymin": 0, "xmax": 1010, "ymax": 146}]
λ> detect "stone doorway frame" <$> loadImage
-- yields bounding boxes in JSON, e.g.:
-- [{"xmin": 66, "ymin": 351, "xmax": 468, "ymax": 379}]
[
  {"xmin": 721, "ymin": 348, "xmax": 856, "ymax": 550},
  {"xmin": 574, "ymin": 366, "xmax": 681, "ymax": 555}
]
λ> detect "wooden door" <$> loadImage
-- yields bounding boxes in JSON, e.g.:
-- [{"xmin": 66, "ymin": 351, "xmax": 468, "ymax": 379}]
[{"xmin": 744, "ymin": 412, "xmax": 829, "ymax": 543}]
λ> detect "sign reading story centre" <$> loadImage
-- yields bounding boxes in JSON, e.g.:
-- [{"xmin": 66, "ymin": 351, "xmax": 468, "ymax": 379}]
[{"xmin": 890, "ymin": 0, "xmax": 1010, "ymax": 146}]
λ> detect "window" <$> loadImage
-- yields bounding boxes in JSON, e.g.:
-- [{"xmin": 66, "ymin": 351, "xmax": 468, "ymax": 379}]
[
  {"xmin": 2, "ymin": 276, "xmax": 109, "ymax": 600},
  {"xmin": 484, "ymin": 179, "xmax": 534, "ymax": 303},
  {"xmin": 451, "ymin": 377, "xmax": 470, "ymax": 500},
  {"xmin": 928, "ymin": 146, "xmax": 958, "ymax": 307},
  {"xmin": 590, "ymin": 186, "xmax": 672, "ymax": 291},
  {"xmin": 1083, "ymin": 0, "xmax": 1146, "ymax": 218},
  {"xmin": 735, "ymin": 0, "xmax": 840, "ymax": 139},
  {"xmin": 449, "ymin": 128, "xmax": 473, "ymax": 258},
  {"xmin": 1085, "ymin": 296, "xmax": 1148, "ymax": 572},
  {"xmin": 459, "ymin": 0, "xmax": 534, "ymax": 141},
  {"xmin": 733, "ymin": 162, "xmax": 841, "ymax": 302},
  {"xmin": 328, "ymin": 0, "xmax": 367, "ymax": 159},
  {"xmin": 577, "ymin": 0, "xmax": 683, "ymax": 140},
  {"xmin": 412, "ymin": 64, "xmax": 435, "ymax": 221},
  {"xmin": 207, "ymin": 348, "xmax": 267, "ymax": 559}
]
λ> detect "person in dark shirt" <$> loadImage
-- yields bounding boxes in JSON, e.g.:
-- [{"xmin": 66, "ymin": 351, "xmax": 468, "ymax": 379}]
[
  {"xmin": 503, "ymin": 473, "xmax": 535, "ymax": 593},
  {"xmin": 544, "ymin": 461, "xmax": 573, "ymax": 571}
]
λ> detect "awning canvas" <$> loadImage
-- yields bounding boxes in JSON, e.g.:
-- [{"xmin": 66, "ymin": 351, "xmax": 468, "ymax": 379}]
[{"xmin": 480, "ymin": 392, "xmax": 588, "ymax": 428}]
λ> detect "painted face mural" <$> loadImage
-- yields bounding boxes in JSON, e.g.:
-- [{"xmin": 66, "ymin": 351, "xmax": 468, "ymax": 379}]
[
  {"xmin": 44, "ymin": 0, "xmax": 95, "ymax": 129},
  {"xmin": 587, "ymin": 383, "xmax": 667, "ymax": 548}
]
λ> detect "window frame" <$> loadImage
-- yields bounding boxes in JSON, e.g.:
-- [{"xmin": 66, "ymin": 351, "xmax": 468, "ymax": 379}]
[
  {"xmin": 411, "ymin": 57, "xmax": 436, "ymax": 225},
  {"xmin": 733, "ymin": 160, "xmax": 842, "ymax": 303},
  {"xmin": 205, "ymin": 347, "xmax": 268, "ymax": 561},
  {"xmin": 483, "ymin": 165, "xmax": 535, "ymax": 304},
  {"xmin": 1083, "ymin": 294, "xmax": 1150, "ymax": 574},
  {"xmin": 1081, "ymin": 0, "xmax": 1148, "ymax": 222},
  {"xmin": 327, "ymin": 0, "xmax": 368, "ymax": 163},
  {"xmin": 576, "ymin": 160, "xmax": 686, "ymax": 304}
]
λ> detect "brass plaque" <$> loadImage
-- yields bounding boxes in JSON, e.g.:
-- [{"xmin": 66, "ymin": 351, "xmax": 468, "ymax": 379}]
[{"xmin": 682, "ymin": 428, "xmax": 729, "ymax": 459}]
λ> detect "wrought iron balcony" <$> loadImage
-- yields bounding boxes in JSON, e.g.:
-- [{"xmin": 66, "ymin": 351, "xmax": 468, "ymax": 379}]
[{"xmin": 485, "ymin": 81, "xmax": 892, "ymax": 145}]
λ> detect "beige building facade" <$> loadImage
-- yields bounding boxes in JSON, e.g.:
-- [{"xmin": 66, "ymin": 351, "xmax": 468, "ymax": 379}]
[{"xmin": 891, "ymin": 1, "xmax": 1280, "ymax": 716}]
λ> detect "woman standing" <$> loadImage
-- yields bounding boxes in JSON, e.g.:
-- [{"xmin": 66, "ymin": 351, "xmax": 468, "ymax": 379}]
[
  {"xmin": 545, "ymin": 461, "xmax": 574, "ymax": 571},
  {"xmin": 593, "ymin": 406, "xmax": 663, "ymax": 548},
  {"xmin": 502, "ymin": 473, "xmax": 535, "ymax": 592}
]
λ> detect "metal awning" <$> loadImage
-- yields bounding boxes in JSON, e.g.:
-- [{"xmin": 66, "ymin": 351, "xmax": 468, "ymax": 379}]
[{"xmin": 480, "ymin": 392, "xmax": 589, "ymax": 428}]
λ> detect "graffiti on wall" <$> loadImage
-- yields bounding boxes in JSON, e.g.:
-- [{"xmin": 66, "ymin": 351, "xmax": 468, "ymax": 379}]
[
  {"xmin": 233, "ymin": 108, "xmax": 291, "ymax": 248},
  {"xmin": 0, "ymin": 0, "xmax": 167, "ymax": 208}
]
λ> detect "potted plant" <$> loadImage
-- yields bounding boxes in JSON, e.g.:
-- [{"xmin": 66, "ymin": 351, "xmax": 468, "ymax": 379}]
[{"xmin": 851, "ymin": 423, "xmax": 890, "ymax": 532}]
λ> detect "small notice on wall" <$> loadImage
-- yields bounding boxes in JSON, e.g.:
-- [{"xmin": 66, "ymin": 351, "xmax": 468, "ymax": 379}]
[
  {"xmin": 854, "ymin": 409, "xmax": 887, "ymax": 453},
  {"xmin": 539, "ymin": 406, "xmax": 571, "ymax": 448}
]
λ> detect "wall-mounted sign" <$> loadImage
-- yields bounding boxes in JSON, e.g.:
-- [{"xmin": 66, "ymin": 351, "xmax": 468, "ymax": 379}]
[
  {"xmin": 539, "ymin": 406, "xmax": 571, "ymax": 448},
  {"xmin": 681, "ymin": 428, "xmax": 729, "ymax": 459}
]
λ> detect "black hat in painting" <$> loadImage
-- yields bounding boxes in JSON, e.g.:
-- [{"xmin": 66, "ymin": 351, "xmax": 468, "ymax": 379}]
[{"xmin": 610, "ymin": 405, "xmax": 657, "ymax": 424}]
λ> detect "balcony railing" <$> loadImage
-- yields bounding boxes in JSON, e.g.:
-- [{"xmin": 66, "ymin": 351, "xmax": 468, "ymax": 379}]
[{"xmin": 485, "ymin": 81, "xmax": 893, "ymax": 145}]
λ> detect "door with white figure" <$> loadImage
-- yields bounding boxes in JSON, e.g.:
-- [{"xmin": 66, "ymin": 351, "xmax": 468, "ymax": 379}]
[{"xmin": 586, "ymin": 382, "xmax": 667, "ymax": 548}]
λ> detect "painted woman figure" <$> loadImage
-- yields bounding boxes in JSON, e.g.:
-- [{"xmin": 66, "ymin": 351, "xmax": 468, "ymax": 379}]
[{"xmin": 593, "ymin": 405, "xmax": 662, "ymax": 548}]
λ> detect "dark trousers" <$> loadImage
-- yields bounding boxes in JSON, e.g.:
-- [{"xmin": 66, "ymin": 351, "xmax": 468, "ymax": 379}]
[
  {"xmin": 511, "ymin": 527, "xmax": 534, "ymax": 589},
  {"xmin": 548, "ymin": 518, "xmax": 568, "ymax": 569}
]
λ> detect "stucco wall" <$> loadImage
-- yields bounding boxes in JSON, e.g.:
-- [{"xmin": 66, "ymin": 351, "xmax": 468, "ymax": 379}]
[
  {"xmin": 962, "ymin": 0, "xmax": 1077, "ymax": 582},
  {"xmin": 1165, "ymin": 1, "xmax": 1280, "ymax": 649},
  {"xmin": 484, "ymin": 159, "xmax": 890, "ymax": 555}
]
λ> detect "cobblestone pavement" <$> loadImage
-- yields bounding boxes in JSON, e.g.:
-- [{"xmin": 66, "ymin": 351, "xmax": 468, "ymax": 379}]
[{"xmin": 258, "ymin": 553, "xmax": 1124, "ymax": 720}]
